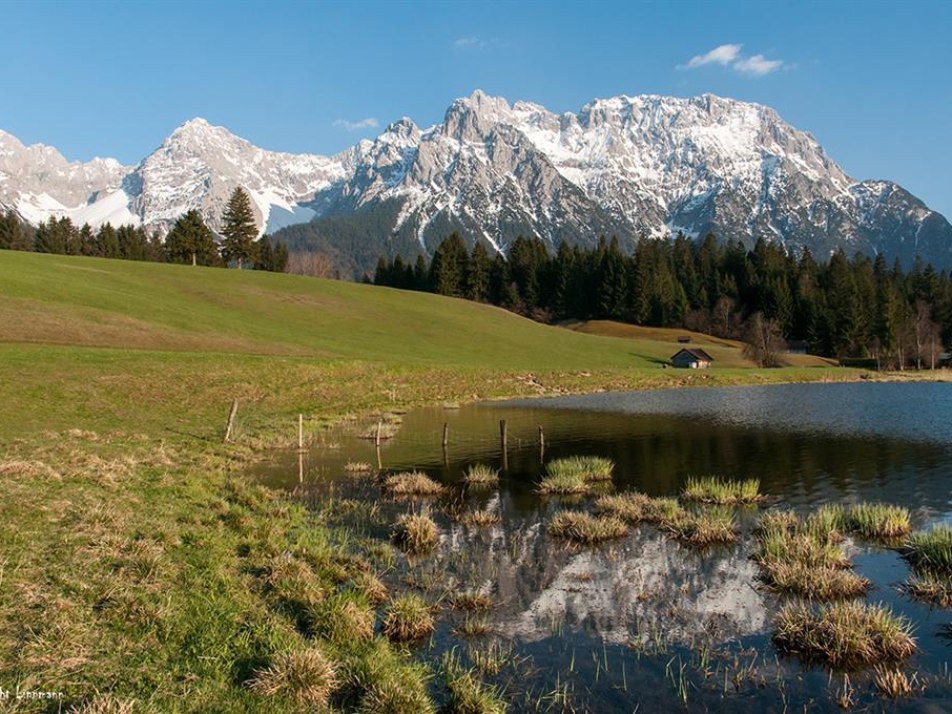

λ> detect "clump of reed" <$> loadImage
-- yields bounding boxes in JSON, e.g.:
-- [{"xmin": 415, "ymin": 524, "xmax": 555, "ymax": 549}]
[
  {"xmin": 903, "ymin": 570, "xmax": 952, "ymax": 607},
  {"xmin": 391, "ymin": 513, "xmax": 439, "ymax": 554},
  {"xmin": 546, "ymin": 456, "xmax": 614, "ymax": 482},
  {"xmin": 248, "ymin": 646, "xmax": 338, "ymax": 708},
  {"xmin": 351, "ymin": 570, "xmax": 389, "ymax": 606},
  {"xmin": 681, "ymin": 476, "xmax": 762, "ymax": 505},
  {"xmin": 642, "ymin": 497, "xmax": 685, "ymax": 523},
  {"xmin": 800, "ymin": 504, "xmax": 846, "ymax": 542},
  {"xmin": 873, "ymin": 665, "xmax": 918, "ymax": 698},
  {"xmin": 901, "ymin": 524, "xmax": 952, "ymax": 573},
  {"xmin": 462, "ymin": 464, "xmax": 500, "ymax": 488},
  {"xmin": 548, "ymin": 510, "xmax": 628, "ymax": 545},
  {"xmin": 459, "ymin": 509, "xmax": 500, "ymax": 528},
  {"xmin": 773, "ymin": 601, "xmax": 916, "ymax": 668},
  {"xmin": 663, "ymin": 506, "xmax": 737, "ymax": 546},
  {"xmin": 760, "ymin": 561, "xmax": 871, "ymax": 600},
  {"xmin": 382, "ymin": 594, "xmax": 435, "ymax": 642},
  {"xmin": 845, "ymin": 502, "xmax": 912, "ymax": 539},
  {"xmin": 344, "ymin": 461, "xmax": 374, "ymax": 474},
  {"xmin": 756, "ymin": 529, "xmax": 852, "ymax": 570},
  {"xmin": 756, "ymin": 509, "xmax": 800, "ymax": 537},
  {"xmin": 536, "ymin": 472, "xmax": 590, "ymax": 495},
  {"xmin": 442, "ymin": 654, "xmax": 508, "ymax": 714},
  {"xmin": 381, "ymin": 471, "xmax": 445, "ymax": 496},
  {"xmin": 451, "ymin": 592, "xmax": 493, "ymax": 612},
  {"xmin": 594, "ymin": 492, "xmax": 651, "ymax": 522},
  {"xmin": 454, "ymin": 616, "xmax": 491, "ymax": 638}
]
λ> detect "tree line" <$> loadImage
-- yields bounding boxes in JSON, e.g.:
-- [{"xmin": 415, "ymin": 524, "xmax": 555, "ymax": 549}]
[
  {"xmin": 374, "ymin": 232, "xmax": 952, "ymax": 368},
  {"xmin": 0, "ymin": 187, "xmax": 289, "ymax": 272}
]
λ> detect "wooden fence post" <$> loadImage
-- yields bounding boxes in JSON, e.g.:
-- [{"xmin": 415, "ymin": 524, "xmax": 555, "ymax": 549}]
[
  {"xmin": 298, "ymin": 414, "xmax": 304, "ymax": 451},
  {"xmin": 224, "ymin": 399, "xmax": 239, "ymax": 443}
]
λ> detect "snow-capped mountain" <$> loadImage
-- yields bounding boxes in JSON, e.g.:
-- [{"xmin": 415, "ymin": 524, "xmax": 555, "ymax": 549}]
[{"xmin": 2, "ymin": 91, "xmax": 950, "ymax": 271}]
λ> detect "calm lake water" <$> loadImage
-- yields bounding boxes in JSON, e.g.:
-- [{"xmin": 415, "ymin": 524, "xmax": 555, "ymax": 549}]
[{"xmin": 255, "ymin": 382, "xmax": 952, "ymax": 712}]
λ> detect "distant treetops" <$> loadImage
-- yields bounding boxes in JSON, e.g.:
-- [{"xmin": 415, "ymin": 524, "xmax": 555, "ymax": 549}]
[{"xmin": 0, "ymin": 186, "xmax": 288, "ymax": 272}]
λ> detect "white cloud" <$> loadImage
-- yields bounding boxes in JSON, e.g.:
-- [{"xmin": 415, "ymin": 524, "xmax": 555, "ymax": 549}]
[
  {"xmin": 454, "ymin": 36, "xmax": 486, "ymax": 48},
  {"xmin": 733, "ymin": 54, "xmax": 785, "ymax": 76},
  {"xmin": 679, "ymin": 43, "xmax": 786, "ymax": 77},
  {"xmin": 333, "ymin": 117, "xmax": 380, "ymax": 131},
  {"xmin": 683, "ymin": 43, "xmax": 743, "ymax": 69}
]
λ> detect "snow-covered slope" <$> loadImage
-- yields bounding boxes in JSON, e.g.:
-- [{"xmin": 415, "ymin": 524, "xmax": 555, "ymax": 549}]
[{"xmin": 2, "ymin": 91, "xmax": 950, "ymax": 268}]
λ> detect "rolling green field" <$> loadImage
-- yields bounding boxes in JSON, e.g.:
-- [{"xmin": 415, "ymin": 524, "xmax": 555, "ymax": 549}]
[{"xmin": 0, "ymin": 251, "xmax": 862, "ymax": 712}]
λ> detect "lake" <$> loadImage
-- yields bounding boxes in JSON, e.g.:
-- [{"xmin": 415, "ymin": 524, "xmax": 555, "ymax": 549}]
[{"xmin": 254, "ymin": 381, "xmax": 952, "ymax": 712}]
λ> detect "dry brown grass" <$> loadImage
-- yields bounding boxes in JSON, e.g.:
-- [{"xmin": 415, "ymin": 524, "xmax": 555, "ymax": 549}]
[
  {"xmin": 381, "ymin": 472, "xmax": 445, "ymax": 496},
  {"xmin": 873, "ymin": 666, "xmax": 918, "ymax": 698},
  {"xmin": 248, "ymin": 646, "xmax": 338, "ymax": 707},
  {"xmin": 451, "ymin": 592, "xmax": 494, "ymax": 612},
  {"xmin": 391, "ymin": 513, "xmax": 440, "ymax": 554},
  {"xmin": 459, "ymin": 509, "xmax": 500, "ymax": 528},
  {"xmin": 382, "ymin": 594, "xmax": 435, "ymax": 642}
]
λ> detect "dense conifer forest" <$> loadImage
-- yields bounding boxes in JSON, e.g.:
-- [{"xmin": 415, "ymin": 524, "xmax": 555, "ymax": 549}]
[{"xmin": 374, "ymin": 233, "xmax": 952, "ymax": 367}]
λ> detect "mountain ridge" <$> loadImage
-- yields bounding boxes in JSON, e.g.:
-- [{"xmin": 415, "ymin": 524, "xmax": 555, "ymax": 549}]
[{"xmin": 2, "ymin": 90, "xmax": 950, "ymax": 271}]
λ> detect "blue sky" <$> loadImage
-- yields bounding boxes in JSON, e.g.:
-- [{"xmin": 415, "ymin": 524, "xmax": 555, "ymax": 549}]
[{"xmin": 3, "ymin": 0, "xmax": 951, "ymax": 216}]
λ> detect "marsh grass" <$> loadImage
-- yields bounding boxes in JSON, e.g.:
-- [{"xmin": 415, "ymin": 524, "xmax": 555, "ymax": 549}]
[
  {"xmin": 773, "ymin": 602, "xmax": 916, "ymax": 668},
  {"xmin": 663, "ymin": 506, "xmax": 736, "ymax": 546},
  {"xmin": 760, "ymin": 562, "xmax": 871, "ymax": 600},
  {"xmin": 536, "ymin": 472, "xmax": 590, "ymax": 495},
  {"xmin": 545, "ymin": 456, "xmax": 614, "ymax": 483},
  {"xmin": 459, "ymin": 509, "xmax": 500, "ymax": 528},
  {"xmin": 800, "ymin": 504, "xmax": 846, "ymax": 542},
  {"xmin": 681, "ymin": 476, "xmax": 762, "ymax": 504},
  {"xmin": 451, "ymin": 592, "xmax": 494, "ymax": 612},
  {"xmin": 548, "ymin": 511, "xmax": 628, "ymax": 544},
  {"xmin": 381, "ymin": 472, "xmax": 445, "ymax": 496},
  {"xmin": 463, "ymin": 464, "xmax": 500, "ymax": 488},
  {"xmin": 903, "ymin": 570, "xmax": 952, "ymax": 607},
  {"xmin": 391, "ymin": 513, "xmax": 440, "ymax": 554},
  {"xmin": 594, "ymin": 492, "xmax": 651, "ymax": 522},
  {"xmin": 455, "ymin": 617, "xmax": 492, "ymax": 637},
  {"xmin": 901, "ymin": 524, "xmax": 952, "ymax": 573},
  {"xmin": 307, "ymin": 592, "xmax": 375, "ymax": 646},
  {"xmin": 873, "ymin": 666, "xmax": 918, "ymax": 698},
  {"xmin": 248, "ymin": 646, "xmax": 338, "ymax": 708},
  {"xmin": 352, "ymin": 571, "xmax": 389, "ymax": 606},
  {"xmin": 339, "ymin": 637, "xmax": 434, "ymax": 714},
  {"xmin": 756, "ymin": 530, "xmax": 852, "ymax": 570},
  {"xmin": 345, "ymin": 461, "xmax": 374, "ymax": 474},
  {"xmin": 382, "ymin": 594, "xmax": 435, "ymax": 642},
  {"xmin": 845, "ymin": 503, "xmax": 911, "ymax": 539},
  {"xmin": 442, "ymin": 654, "xmax": 508, "ymax": 714}
]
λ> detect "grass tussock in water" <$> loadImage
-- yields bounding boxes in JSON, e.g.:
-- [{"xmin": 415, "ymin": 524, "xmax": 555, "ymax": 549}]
[
  {"xmin": 548, "ymin": 510, "xmax": 628, "ymax": 544},
  {"xmin": 345, "ymin": 461, "xmax": 374, "ymax": 474},
  {"xmin": 463, "ymin": 464, "xmax": 500, "ymax": 488},
  {"xmin": 459, "ymin": 509, "xmax": 500, "ymax": 528},
  {"xmin": 761, "ymin": 561, "xmax": 871, "ymax": 600},
  {"xmin": 901, "ymin": 524, "xmax": 952, "ymax": 573},
  {"xmin": 845, "ymin": 502, "xmax": 912, "ymax": 539},
  {"xmin": 454, "ymin": 616, "xmax": 492, "ymax": 638},
  {"xmin": 594, "ymin": 492, "xmax": 651, "ymax": 522},
  {"xmin": 663, "ymin": 506, "xmax": 737, "ymax": 546},
  {"xmin": 757, "ymin": 509, "xmax": 800, "ymax": 536},
  {"xmin": 773, "ymin": 601, "xmax": 916, "ymax": 668},
  {"xmin": 903, "ymin": 570, "xmax": 952, "ymax": 607},
  {"xmin": 442, "ymin": 654, "xmax": 508, "ymax": 714},
  {"xmin": 247, "ymin": 646, "xmax": 338, "ymax": 708},
  {"xmin": 681, "ymin": 475, "xmax": 762, "ymax": 504},
  {"xmin": 307, "ymin": 592, "xmax": 376, "ymax": 646},
  {"xmin": 546, "ymin": 456, "xmax": 614, "ymax": 483},
  {"xmin": 800, "ymin": 504, "xmax": 846, "ymax": 542},
  {"xmin": 352, "ymin": 570, "xmax": 389, "ymax": 606},
  {"xmin": 536, "ymin": 471, "xmax": 590, "ymax": 495},
  {"xmin": 873, "ymin": 665, "xmax": 918, "ymax": 698},
  {"xmin": 391, "ymin": 513, "xmax": 439, "ymax": 554},
  {"xmin": 756, "ymin": 529, "xmax": 852, "ymax": 570},
  {"xmin": 451, "ymin": 592, "xmax": 494, "ymax": 612},
  {"xmin": 382, "ymin": 594, "xmax": 435, "ymax": 642},
  {"xmin": 381, "ymin": 471, "xmax": 445, "ymax": 496}
]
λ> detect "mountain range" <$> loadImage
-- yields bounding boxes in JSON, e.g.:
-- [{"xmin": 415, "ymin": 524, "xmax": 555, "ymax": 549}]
[{"xmin": 2, "ymin": 90, "xmax": 950, "ymax": 273}]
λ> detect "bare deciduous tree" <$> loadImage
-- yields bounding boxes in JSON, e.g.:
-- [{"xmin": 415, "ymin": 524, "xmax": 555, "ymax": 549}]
[{"xmin": 742, "ymin": 312, "xmax": 787, "ymax": 367}]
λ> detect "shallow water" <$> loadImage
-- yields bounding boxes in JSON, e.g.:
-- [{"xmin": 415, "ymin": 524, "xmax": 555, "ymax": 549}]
[{"xmin": 254, "ymin": 382, "xmax": 952, "ymax": 712}]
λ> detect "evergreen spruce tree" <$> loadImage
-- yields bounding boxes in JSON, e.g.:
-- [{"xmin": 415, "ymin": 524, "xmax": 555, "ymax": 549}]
[
  {"xmin": 96, "ymin": 223, "xmax": 120, "ymax": 258},
  {"xmin": 220, "ymin": 187, "xmax": 258, "ymax": 269},
  {"xmin": 254, "ymin": 235, "xmax": 275, "ymax": 271},
  {"xmin": 465, "ymin": 242, "xmax": 491, "ymax": 301},
  {"xmin": 165, "ymin": 210, "xmax": 218, "ymax": 266}
]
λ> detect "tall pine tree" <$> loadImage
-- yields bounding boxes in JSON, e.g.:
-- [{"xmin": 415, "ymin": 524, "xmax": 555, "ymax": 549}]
[
  {"xmin": 220, "ymin": 187, "xmax": 258, "ymax": 269},
  {"xmin": 165, "ymin": 210, "xmax": 219, "ymax": 265}
]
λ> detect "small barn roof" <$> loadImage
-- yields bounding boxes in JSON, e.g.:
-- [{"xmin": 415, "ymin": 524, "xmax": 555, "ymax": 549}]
[{"xmin": 671, "ymin": 348, "xmax": 714, "ymax": 362}]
